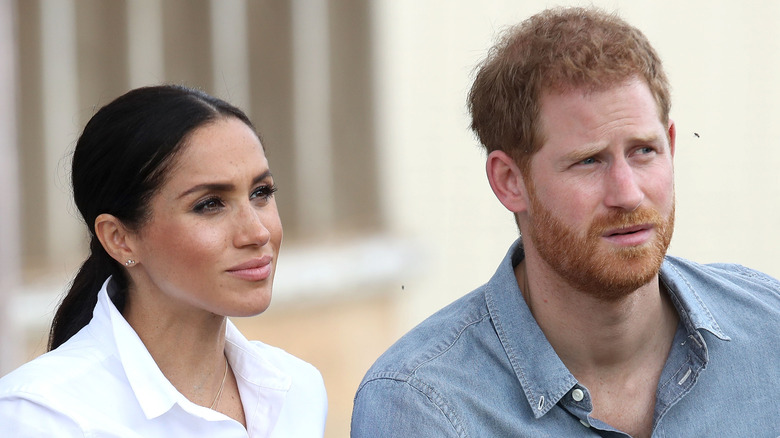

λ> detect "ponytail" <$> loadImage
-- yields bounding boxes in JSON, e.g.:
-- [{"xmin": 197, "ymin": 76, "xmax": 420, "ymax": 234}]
[{"xmin": 47, "ymin": 238, "xmax": 127, "ymax": 350}]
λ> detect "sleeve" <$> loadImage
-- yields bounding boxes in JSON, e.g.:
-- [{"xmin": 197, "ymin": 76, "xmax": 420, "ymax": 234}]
[
  {"xmin": 290, "ymin": 363, "xmax": 328, "ymax": 437},
  {"xmin": 0, "ymin": 396, "xmax": 87, "ymax": 437},
  {"xmin": 351, "ymin": 377, "xmax": 462, "ymax": 438}
]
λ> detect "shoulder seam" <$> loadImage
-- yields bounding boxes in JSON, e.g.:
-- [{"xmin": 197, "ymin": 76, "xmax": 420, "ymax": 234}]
[
  {"xmin": 409, "ymin": 310, "xmax": 491, "ymax": 375},
  {"xmin": 0, "ymin": 391, "xmax": 89, "ymax": 435},
  {"xmin": 355, "ymin": 374, "xmax": 469, "ymax": 438}
]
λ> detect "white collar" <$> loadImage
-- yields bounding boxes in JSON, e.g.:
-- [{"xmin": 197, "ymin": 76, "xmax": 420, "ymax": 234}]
[{"xmin": 90, "ymin": 278, "xmax": 291, "ymax": 429}]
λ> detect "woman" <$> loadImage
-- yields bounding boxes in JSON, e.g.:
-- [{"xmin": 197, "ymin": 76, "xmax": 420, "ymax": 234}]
[{"xmin": 0, "ymin": 85, "xmax": 327, "ymax": 436}]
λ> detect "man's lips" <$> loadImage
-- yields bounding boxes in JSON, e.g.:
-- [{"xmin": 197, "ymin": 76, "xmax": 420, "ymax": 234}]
[
  {"xmin": 603, "ymin": 224, "xmax": 651, "ymax": 237},
  {"xmin": 227, "ymin": 256, "xmax": 273, "ymax": 281},
  {"xmin": 602, "ymin": 224, "xmax": 654, "ymax": 246}
]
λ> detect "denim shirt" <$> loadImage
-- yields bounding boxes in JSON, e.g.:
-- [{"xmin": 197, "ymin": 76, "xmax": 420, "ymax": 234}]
[{"xmin": 352, "ymin": 239, "xmax": 780, "ymax": 437}]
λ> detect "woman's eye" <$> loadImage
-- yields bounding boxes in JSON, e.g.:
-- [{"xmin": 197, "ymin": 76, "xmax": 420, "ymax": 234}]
[
  {"xmin": 579, "ymin": 157, "xmax": 597, "ymax": 165},
  {"xmin": 251, "ymin": 184, "xmax": 278, "ymax": 202},
  {"xmin": 193, "ymin": 197, "xmax": 224, "ymax": 213}
]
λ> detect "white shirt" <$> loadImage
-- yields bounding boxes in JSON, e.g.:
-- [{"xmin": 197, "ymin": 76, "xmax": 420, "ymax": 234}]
[{"xmin": 0, "ymin": 279, "xmax": 328, "ymax": 437}]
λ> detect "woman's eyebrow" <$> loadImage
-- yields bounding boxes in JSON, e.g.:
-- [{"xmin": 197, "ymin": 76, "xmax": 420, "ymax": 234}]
[{"xmin": 177, "ymin": 170, "xmax": 273, "ymax": 199}]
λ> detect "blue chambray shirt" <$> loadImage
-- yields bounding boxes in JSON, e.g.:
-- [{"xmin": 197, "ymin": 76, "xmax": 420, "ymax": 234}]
[{"xmin": 352, "ymin": 239, "xmax": 780, "ymax": 437}]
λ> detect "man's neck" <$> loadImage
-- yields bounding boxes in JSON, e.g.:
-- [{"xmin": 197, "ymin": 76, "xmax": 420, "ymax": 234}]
[
  {"xmin": 515, "ymin": 255, "xmax": 678, "ymax": 372},
  {"xmin": 515, "ymin": 255, "xmax": 679, "ymax": 437}
]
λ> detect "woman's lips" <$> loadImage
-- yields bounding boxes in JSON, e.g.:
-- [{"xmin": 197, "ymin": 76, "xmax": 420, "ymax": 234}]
[{"xmin": 227, "ymin": 256, "xmax": 273, "ymax": 281}]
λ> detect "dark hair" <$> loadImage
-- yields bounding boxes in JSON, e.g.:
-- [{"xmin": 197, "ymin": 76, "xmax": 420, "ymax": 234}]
[
  {"xmin": 468, "ymin": 7, "xmax": 670, "ymax": 172},
  {"xmin": 48, "ymin": 85, "xmax": 257, "ymax": 350}
]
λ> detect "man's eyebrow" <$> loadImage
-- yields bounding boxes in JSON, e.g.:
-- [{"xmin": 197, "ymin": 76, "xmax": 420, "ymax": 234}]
[
  {"xmin": 177, "ymin": 170, "xmax": 273, "ymax": 199},
  {"xmin": 629, "ymin": 134, "xmax": 663, "ymax": 145},
  {"xmin": 562, "ymin": 135, "xmax": 663, "ymax": 163},
  {"xmin": 562, "ymin": 143, "xmax": 605, "ymax": 163}
]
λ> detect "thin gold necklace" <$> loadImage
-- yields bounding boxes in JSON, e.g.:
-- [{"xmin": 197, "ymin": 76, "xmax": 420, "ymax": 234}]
[{"xmin": 210, "ymin": 355, "xmax": 228, "ymax": 410}]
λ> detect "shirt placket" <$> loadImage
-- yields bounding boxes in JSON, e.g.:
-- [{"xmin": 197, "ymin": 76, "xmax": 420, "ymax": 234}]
[{"xmin": 652, "ymin": 324, "xmax": 708, "ymax": 433}]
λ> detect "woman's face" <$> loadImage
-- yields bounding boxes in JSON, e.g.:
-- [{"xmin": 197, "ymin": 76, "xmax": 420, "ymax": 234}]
[{"xmin": 127, "ymin": 117, "xmax": 282, "ymax": 318}]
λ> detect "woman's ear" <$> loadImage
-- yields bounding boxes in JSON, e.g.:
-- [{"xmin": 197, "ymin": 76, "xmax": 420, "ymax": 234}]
[
  {"xmin": 486, "ymin": 150, "xmax": 529, "ymax": 214},
  {"xmin": 94, "ymin": 214, "xmax": 138, "ymax": 266}
]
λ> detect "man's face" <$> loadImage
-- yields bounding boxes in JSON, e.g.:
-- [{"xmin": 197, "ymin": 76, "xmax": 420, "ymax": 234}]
[{"xmin": 521, "ymin": 78, "xmax": 676, "ymax": 300}]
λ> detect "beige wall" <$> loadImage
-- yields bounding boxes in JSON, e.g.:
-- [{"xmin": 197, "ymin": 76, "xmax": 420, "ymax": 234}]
[{"xmin": 4, "ymin": 1, "xmax": 780, "ymax": 436}]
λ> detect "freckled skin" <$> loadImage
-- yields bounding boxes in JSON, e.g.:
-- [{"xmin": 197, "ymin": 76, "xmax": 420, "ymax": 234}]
[
  {"xmin": 126, "ymin": 118, "xmax": 283, "ymax": 321},
  {"xmin": 521, "ymin": 78, "xmax": 676, "ymax": 299}
]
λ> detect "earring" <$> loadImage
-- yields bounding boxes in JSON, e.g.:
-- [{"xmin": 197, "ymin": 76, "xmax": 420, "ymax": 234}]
[{"xmin": 124, "ymin": 259, "xmax": 136, "ymax": 267}]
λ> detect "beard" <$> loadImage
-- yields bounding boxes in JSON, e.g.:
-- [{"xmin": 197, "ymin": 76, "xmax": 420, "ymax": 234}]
[{"xmin": 524, "ymin": 184, "xmax": 675, "ymax": 301}]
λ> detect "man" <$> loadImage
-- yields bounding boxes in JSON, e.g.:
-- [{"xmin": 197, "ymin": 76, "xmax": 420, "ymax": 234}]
[{"xmin": 352, "ymin": 7, "xmax": 780, "ymax": 437}]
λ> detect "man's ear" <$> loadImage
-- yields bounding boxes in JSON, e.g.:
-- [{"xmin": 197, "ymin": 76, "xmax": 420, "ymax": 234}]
[
  {"xmin": 668, "ymin": 119, "xmax": 676, "ymax": 157},
  {"xmin": 486, "ymin": 150, "xmax": 529, "ymax": 214},
  {"xmin": 94, "ymin": 214, "xmax": 138, "ymax": 266}
]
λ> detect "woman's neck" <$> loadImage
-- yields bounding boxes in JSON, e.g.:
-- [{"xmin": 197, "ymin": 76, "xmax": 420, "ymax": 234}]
[{"xmin": 123, "ymin": 286, "xmax": 229, "ymax": 408}]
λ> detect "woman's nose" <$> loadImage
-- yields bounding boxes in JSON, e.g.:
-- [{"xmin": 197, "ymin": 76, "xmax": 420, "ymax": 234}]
[{"xmin": 233, "ymin": 203, "xmax": 271, "ymax": 247}]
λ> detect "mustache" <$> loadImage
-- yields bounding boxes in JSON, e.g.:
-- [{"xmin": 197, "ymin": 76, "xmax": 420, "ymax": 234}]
[{"xmin": 588, "ymin": 207, "xmax": 666, "ymax": 236}]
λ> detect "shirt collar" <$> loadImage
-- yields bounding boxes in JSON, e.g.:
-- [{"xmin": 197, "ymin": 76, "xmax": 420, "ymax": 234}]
[
  {"xmin": 660, "ymin": 257, "xmax": 730, "ymax": 341},
  {"xmin": 224, "ymin": 321, "xmax": 291, "ymax": 435},
  {"xmin": 94, "ymin": 278, "xmax": 200, "ymax": 420},
  {"xmin": 91, "ymin": 277, "xmax": 292, "ymax": 427},
  {"xmin": 484, "ymin": 239, "xmax": 729, "ymax": 419},
  {"xmin": 484, "ymin": 239, "xmax": 577, "ymax": 419}
]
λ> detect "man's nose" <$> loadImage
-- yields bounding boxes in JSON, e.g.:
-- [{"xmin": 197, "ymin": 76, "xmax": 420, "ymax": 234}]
[{"xmin": 603, "ymin": 158, "xmax": 644, "ymax": 211}]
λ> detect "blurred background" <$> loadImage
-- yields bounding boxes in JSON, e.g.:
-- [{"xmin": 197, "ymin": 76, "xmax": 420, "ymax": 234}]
[{"xmin": 1, "ymin": 0, "xmax": 779, "ymax": 436}]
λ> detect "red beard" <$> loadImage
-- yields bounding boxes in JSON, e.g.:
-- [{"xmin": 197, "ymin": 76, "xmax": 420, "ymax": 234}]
[{"xmin": 525, "ymin": 186, "xmax": 674, "ymax": 301}]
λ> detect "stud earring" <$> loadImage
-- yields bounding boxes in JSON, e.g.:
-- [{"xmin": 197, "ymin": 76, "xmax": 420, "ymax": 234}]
[{"xmin": 125, "ymin": 259, "xmax": 136, "ymax": 267}]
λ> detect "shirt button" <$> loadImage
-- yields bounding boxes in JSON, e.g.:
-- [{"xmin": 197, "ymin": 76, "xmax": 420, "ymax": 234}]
[
  {"xmin": 580, "ymin": 419, "xmax": 590, "ymax": 428},
  {"xmin": 571, "ymin": 388, "xmax": 584, "ymax": 402}
]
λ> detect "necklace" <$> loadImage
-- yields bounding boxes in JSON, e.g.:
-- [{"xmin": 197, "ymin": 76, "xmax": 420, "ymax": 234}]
[{"xmin": 210, "ymin": 355, "xmax": 228, "ymax": 410}]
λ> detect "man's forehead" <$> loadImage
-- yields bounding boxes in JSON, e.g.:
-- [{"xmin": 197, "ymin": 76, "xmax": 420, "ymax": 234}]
[
  {"xmin": 538, "ymin": 78, "xmax": 666, "ymax": 129},
  {"xmin": 540, "ymin": 75, "xmax": 645, "ymax": 101}
]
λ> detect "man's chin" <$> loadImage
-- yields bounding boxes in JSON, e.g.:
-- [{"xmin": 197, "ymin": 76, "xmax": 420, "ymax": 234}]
[{"xmin": 572, "ymin": 249, "xmax": 666, "ymax": 301}]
